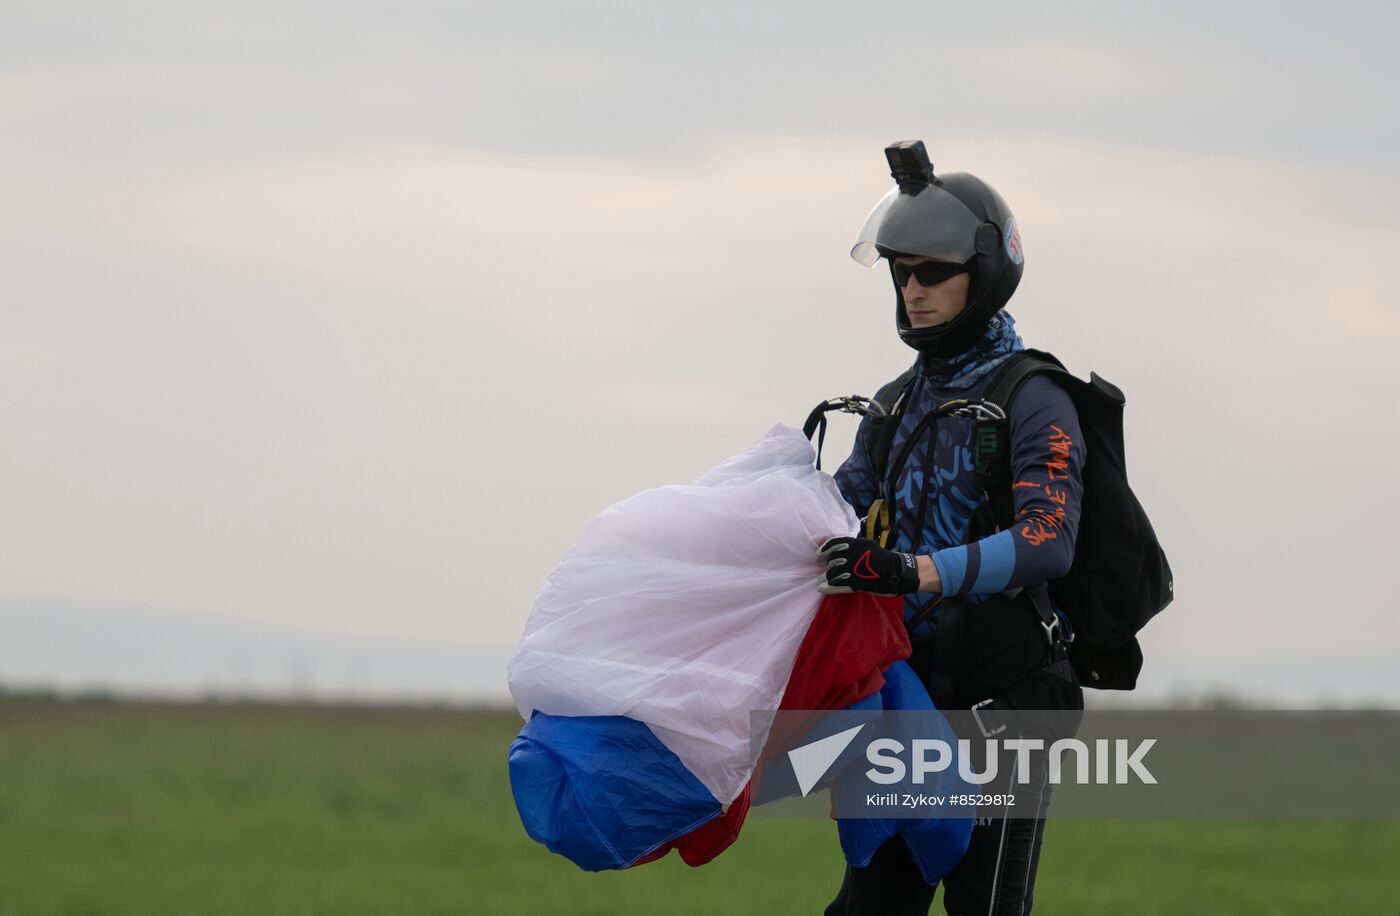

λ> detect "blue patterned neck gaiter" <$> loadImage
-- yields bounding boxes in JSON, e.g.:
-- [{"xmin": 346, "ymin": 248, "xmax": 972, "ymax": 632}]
[{"xmin": 916, "ymin": 310, "xmax": 1024, "ymax": 389}]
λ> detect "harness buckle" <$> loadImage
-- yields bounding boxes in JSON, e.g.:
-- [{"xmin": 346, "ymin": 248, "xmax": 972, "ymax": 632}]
[
  {"xmin": 1041, "ymin": 609, "xmax": 1075, "ymax": 647},
  {"xmin": 823, "ymin": 395, "xmax": 888, "ymax": 419},
  {"xmin": 940, "ymin": 399, "xmax": 1007, "ymax": 422},
  {"xmin": 970, "ymin": 698, "xmax": 1007, "ymax": 738}
]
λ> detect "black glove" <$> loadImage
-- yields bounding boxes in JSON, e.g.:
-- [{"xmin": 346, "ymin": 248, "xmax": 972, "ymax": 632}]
[{"xmin": 816, "ymin": 537, "xmax": 921, "ymax": 596}]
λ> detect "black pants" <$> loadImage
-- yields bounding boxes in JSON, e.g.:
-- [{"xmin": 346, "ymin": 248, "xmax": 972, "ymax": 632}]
[
  {"xmin": 823, "ymin": 755, "xmax": 1055, "ymax": 916},
  {"xmin": 825, "ymin": 610, "xmax": 1078, "ymax": 916}
]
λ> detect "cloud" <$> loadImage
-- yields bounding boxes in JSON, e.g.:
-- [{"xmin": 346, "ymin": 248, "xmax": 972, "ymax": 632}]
[{"xmin": 1, "ymin": 4, "xmax": 1397, "ymax": 700}]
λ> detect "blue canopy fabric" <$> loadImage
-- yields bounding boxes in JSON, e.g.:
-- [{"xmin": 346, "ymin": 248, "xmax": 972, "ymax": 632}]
[
  {"xmin": 507, "ymin": 712, "xmax": 722, "ymax": 872},
  {"xmin": 834, "ymin": 661, "xmax": 976, "ymax": 885}
]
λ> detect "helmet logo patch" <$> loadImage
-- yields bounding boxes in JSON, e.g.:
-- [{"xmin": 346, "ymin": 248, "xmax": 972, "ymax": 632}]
[{"xmin": 1003, "ymin": 217, "xmax": 1023, "ymax": 265}]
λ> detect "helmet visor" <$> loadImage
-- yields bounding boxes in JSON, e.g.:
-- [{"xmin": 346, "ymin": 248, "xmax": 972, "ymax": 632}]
[{"xmin": 850, "ymin": 183, "xmax": 982, "ymax": 266}]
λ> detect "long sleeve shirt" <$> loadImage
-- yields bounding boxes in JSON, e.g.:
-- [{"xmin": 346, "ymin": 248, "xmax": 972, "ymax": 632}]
[{"xmin": 833, "ymin": 366, "xmax": 1085, "ymax": 636}]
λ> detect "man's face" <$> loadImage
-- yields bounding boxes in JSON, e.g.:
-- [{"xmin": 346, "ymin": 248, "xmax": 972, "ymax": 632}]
[{"xmin": 895, "ymin": 256, "xmax": 970, "ymax": 329}]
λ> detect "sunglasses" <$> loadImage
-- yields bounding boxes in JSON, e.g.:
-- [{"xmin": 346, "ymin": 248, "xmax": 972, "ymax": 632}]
[{"xmin": 893, "ymin": 259, "xmax": 969, "ymax": 288}]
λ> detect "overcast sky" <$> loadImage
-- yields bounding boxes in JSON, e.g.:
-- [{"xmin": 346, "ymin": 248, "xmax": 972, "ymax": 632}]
[{"xmin": 2, "ymin": 1, "xmax": 1397, "ymax": 704}]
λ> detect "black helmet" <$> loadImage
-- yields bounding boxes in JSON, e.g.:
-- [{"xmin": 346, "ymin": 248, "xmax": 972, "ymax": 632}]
[{"xmin": 851, "ymin": 141, "xmax": 1024, "ymax": 357}]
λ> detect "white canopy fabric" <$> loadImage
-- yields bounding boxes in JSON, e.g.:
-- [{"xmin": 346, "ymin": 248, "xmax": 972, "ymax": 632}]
[{"xmin": 508, "ymin": 424, "xmax": 859, "ymax": 804}]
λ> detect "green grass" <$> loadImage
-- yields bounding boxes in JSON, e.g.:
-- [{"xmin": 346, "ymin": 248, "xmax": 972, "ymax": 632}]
[{"xmin": 1, "ymin": 696, "xmax": 1396, "ymax": 914}]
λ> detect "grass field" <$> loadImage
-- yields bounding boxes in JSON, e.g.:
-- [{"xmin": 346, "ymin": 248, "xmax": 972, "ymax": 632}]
[{"xmin": 1, "ymin": 695, "xmax": 1397, "ymax": 915}]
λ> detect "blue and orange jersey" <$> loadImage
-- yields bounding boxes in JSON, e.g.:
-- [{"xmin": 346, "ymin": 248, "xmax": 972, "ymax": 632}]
[{"xmin": 833, "ymin": 365, "xmax": 1085, "ymax": 637}]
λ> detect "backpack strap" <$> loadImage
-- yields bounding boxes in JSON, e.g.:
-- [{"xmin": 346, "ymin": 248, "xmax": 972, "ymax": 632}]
[
  {"xmin": 970, "ymin": 350, "xmax": 1075, "ymax": 649},
  {"xmin": 838, "ymin": 366, "xmax": 916, "ymax": 547},
  {"xmin": 865, "ymin": 366, "xmax": 917, "ymax": 493},
  {"xmin": 972, "ymin": 349, "xmax": 1070, "ymax": 532}
]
